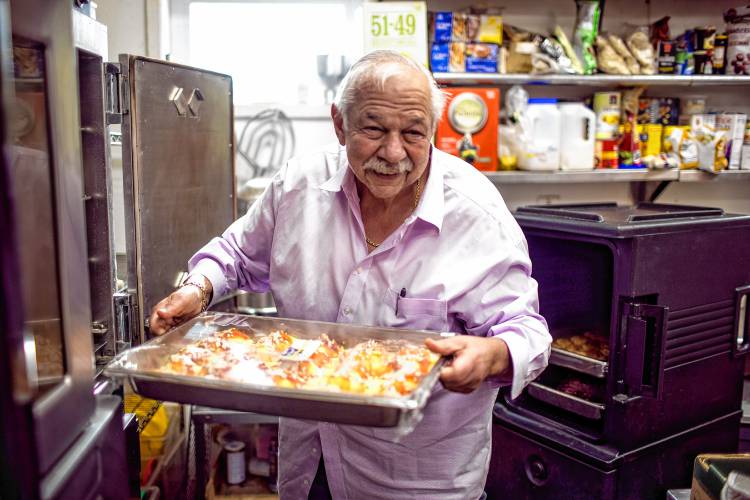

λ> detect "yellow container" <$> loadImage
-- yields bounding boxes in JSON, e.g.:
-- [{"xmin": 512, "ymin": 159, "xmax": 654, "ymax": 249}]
[{"xmin": 637, "ymin": 124, "xmax": 663, "ymax": 157}]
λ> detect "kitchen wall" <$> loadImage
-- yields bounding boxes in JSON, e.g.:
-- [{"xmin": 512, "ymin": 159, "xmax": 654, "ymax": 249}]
[{"xmin": 96, "ymin": 0, "xmax": 750, "ymax": 215}]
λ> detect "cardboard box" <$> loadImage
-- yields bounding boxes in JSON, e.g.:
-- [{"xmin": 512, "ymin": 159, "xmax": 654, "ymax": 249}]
[
  {"xmin": 429, "ymin": 12, "xmax": 502, "ymax": 44},
  {"xmin": 742, "ymin": 144, "xmax": 750, "ymax": 169},
  {"xmin": 716, "ymin": 113, "xmax": 748, "ymax": 169},
  {"xmin": 431, "ymin": 42, "xmax": 498, "ymax": 73},
  {"xmin": 637, "ymin": 124, "xmax": 663, "ymax": 157},
  {"xmin": 436, "ymin": 87, "xmax": 499, "ymax": 171}
]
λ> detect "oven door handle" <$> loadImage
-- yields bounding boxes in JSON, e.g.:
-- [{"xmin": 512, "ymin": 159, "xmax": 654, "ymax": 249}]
[
  {"xmin": 624, "ymin": 303, "xmax": 668, "ymax": 399},
  {"xmin": 734, "ymin": 285, "xmax": 750, "ymax": 357}
]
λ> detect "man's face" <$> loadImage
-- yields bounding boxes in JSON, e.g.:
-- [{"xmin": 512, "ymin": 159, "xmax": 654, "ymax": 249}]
[{"xmin": 333, "ymin": 68, "xmax": 433, "ymax": 201}]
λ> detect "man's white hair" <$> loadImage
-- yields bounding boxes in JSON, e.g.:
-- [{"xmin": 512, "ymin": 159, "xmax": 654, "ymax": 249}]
[{"xmin": 333, "ymin": 50, "xmax": 446, "ymax": 131}]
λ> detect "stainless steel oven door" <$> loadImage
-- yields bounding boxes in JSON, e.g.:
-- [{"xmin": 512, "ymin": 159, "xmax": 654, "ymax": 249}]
[{"xmin": 119, "ymin": 55, "xmax": 235, "ymax": 344}]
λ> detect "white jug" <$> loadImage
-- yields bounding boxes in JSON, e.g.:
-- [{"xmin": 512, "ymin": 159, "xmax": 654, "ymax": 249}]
[
  {"xmin": 518, "ymin": 98, "xmax": 561, "ymax": 171},
  {"xmin": 559, "ymin": 102, "xmax": 596, "ymax": 171}
]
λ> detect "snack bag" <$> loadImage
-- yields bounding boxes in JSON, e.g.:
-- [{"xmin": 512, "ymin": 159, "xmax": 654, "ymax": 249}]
[
  {"xmin": 664, "ymin": 127, "xmax": 698, "ymax": 169},
  {"xmin": 693, "ymin": 125, "xmax": 729, "ymax": 173},
  {"xmin": 573, "ymin": 0, "xmax": 601, "ymax": 74}
]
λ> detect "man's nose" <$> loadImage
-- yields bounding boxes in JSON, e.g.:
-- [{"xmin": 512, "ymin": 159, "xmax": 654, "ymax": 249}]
[{"xmin": 379, "ymin": 132, "xmax": 407, "ymax": 164}]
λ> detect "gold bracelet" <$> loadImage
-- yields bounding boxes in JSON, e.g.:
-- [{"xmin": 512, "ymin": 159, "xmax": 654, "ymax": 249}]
[{"xmin": 181, "ymin": 281, "xmax": 209, "ymax": 312}]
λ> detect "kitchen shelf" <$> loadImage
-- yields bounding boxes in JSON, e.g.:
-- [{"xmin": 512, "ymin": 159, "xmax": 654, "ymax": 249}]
[
  {"xmin": 678, "ymin": 170, "xmax": 750, "ymax": 182},
  {"xmin": 484, "ymin": 169, "xmax": 679, "ymax": 184},
  {"xmin": 435, "ymin": 73, "xmax": 750, "ymax": 87}
]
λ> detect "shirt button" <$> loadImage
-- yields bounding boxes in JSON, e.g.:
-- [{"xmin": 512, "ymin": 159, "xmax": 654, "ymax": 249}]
[
  {"xmin": 311, "ymin": 447, "xmax": 318, "ymax": 455},
  {"xmin": 343, "ymin": 306, "xmax": 352, "ymax": 315},
  {"xmin": 355, "ymin": 267, "xmax": 362, "ymax": 274},
  {"xmin": 303, "ymin": 479, "xmax": 310, "ymax": 486}
]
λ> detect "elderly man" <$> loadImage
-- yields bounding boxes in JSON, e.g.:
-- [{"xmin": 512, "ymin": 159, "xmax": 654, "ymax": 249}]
[{"xmin": 150, "ymin": 50, "xmax": 551, "ymax": 499}]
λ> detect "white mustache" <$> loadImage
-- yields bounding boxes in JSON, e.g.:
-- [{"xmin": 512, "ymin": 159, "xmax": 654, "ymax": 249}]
[{"xmin": 363, "ymin": 157, "xmax": 414, "ymax": 175}]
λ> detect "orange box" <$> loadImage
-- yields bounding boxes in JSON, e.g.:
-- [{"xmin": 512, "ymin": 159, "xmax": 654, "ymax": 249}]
[{"xmin": 436, "ymin": 87, "xmax": 499, "ymax": 171}]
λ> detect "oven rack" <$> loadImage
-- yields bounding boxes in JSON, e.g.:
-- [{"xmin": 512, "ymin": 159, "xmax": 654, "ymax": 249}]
[{"xmin": 550, "ymin": 348, "xmax": 608, "ymax": 378}]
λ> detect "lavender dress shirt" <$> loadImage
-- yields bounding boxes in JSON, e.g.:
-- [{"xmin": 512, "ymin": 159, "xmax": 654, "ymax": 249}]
[{"xmin": 189, "ymin": 144, "xmax": 551, "ymax": 499}]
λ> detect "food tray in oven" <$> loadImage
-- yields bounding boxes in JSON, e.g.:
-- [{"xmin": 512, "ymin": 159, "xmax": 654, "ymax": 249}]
[
  {"xmin": 550, "ymin": 348, "xmax": 608, "ymax": 378},
  {"xmin": 527, "ymin": 382, "xmax": 605, "ymax": 420},
  {"xmin": 105, "ymin": 312, "xmax": 453, "ymax": 428}
]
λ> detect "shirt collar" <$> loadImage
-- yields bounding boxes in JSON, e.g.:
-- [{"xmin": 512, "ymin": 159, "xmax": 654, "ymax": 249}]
[{"xmin": 318, "ymin": 145, "xmax": 445, "ymax": 233}]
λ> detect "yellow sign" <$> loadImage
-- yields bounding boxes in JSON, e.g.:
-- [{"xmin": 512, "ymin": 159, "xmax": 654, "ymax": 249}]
[{"xmin": 363, "ymin": 2, "xmax": 428, "ymax": 66}]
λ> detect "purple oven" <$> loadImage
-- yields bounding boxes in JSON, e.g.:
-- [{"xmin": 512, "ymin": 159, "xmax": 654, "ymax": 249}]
[{"xmin": 487, "ymin": 202, "xmax": 750, "ymax": 500}]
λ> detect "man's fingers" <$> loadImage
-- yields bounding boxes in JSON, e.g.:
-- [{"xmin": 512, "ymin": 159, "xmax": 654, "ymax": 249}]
[{"xmin": 425, "ymin": 337, "xmax": 465, "ymax": 356}]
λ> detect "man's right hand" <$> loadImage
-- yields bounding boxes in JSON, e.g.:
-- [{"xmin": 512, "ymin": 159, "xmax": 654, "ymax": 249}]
[{"xmin": 148, "ymin": 278, "xmax": 210, "ymax": 335}]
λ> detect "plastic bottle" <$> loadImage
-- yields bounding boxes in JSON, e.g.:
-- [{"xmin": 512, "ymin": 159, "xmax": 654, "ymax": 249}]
[
  {"xmin": 559, "ymin": 102, "xmax": 596, "ymax": 170},
  {"xmin": 518, "ymin": 98, "xmax": 562, "ymax": 171}
]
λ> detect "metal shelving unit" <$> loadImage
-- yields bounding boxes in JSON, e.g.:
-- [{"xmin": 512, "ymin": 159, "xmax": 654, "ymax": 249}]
[
  {"xmin": 434, "ymin": 73, "xmax": 750, "ymax": 87},
  {"xmin": 678, "ymin": 170, "xmax": 750, "ymax": 182},
  {"xmin": 483, "ymin": 169, "xmax": 679, "ymax": 184}
]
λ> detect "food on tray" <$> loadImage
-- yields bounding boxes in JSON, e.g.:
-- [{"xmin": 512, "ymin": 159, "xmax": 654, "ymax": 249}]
[
  {"xmin": 552, "ymin": 331, "xmax": 609, "ymax": 361},
  {"xmin": 556, "ymin": 376, "xmax": 603, "ymax": 401},
  {"xmin": 160, "ymin": 328, "xmax": 440, "ymax": 398}
]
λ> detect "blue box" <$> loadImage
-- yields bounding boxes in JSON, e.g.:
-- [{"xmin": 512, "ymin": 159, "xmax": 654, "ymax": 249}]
[
  {"xmin": 465, "ymin": 43, "xmax": 498, "ymax": 73},
  {"xmin": 430, "ymin": 42, "xmax": 450, "ymax": 72},
  {"xmin": 432, "ymin": 12, "xmax": 453, "ymax": 43}
]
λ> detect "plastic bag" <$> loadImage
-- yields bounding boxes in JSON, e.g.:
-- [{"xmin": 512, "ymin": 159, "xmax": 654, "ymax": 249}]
[
  {"xmin": 627, "ymin": 30, "xmax": 657, "ymax": 74},
  {"xmin": 595, "ymin": 36, "xmax": 630, "ymax": 74},
  {"xmin": 693, "ymin": 125, "xmax": 728, "ymax": 173},
  {"xmin": 554, "ymin": 26, "xmax": 584, "ymax": 74},
  {"xmin": 573, "ymin": 0, "xmax": 601, "ymax": 74},
  {"xmin": 608, "ymin": 34, "xmax": 640, "ymax": 74}
]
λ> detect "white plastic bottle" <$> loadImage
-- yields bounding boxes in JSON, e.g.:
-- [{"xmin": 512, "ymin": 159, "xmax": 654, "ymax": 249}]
[
  {"xmin": 559, "ymin": 102, "xmax": 596, "ymax": 170},
  {"xmin": 518, "ymin": 98, "xmax": 562, "ymax": 171}
]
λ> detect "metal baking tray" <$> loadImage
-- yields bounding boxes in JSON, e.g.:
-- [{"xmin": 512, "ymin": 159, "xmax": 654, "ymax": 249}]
[
  {"xmin": 550, "ymin": 347, "xmax": 608, "ymax": 378},
  {"xmin": 105, "ymin": 312, "xmax": 453, "ymax": 428},
  {"xmin": 527, "ymin": 382, "xmax": 605, "ymax": 420}
]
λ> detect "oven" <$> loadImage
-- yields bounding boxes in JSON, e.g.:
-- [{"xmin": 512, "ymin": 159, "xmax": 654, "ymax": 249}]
[{"xmin": 487, "ymin": 202, "xmax": 750, "ymax": 500}]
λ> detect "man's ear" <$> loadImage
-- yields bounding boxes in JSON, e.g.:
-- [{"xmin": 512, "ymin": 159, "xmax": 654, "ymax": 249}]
[{"xmin": 331, "ymin": 104, "xmax": 346, "ymax": 146}]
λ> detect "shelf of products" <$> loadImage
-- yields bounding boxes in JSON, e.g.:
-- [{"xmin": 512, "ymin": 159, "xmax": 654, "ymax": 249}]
[
  {"xmin": 434, "ymin": 73, "xmax": 750, "ymax": 87},
  {"xmin": 482, "ymin": 169, "xmax": 750, "ymax": 184}
]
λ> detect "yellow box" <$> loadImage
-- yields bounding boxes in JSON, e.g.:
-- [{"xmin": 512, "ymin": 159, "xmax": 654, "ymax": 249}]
[{"xmin": 638, "ymin": 124, "xmax": 663, "ymax": 157}]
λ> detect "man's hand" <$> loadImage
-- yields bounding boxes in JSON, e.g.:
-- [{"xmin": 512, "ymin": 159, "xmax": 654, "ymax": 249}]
[
  {"xmin": 148, "ymin": 276, "xmax": 212, "ymax": 335},
  {"xmin": 425, "ymin": 336, "xmax": 511, "ymax": 393}
]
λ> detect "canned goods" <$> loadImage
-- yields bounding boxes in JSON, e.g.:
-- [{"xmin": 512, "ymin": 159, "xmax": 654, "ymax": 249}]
[
  {"xmin": 595, "ymin": 139, "xmax": 619, "ymax": 169},
  {"xmin": 593, "ymin": 92, "xmax": 621, "ymax": 140},
  {"xmin": 224, "ymin": 440, "xmax": 246, "ymax": 485}
]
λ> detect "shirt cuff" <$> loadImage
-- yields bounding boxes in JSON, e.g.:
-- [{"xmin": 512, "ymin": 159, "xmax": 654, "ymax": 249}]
[
  {"xmin": 489, "ymin": 330, "xmax": 530, "ymax": 400},
  {"xmin": 188, "ymin": 258, "xmax": 227, "ymax": 308}
]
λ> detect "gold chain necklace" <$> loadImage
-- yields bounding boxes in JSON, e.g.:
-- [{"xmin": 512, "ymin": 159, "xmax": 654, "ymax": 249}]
[{"xmin": 365, "ymin": 177, "xmax": 421, "ymax": 248}]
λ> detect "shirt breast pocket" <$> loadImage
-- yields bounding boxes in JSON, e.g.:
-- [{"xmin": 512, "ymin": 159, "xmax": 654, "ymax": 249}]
[{"xmin": 386, "ymin": 288, "xmax": 448, "ymax": 332}]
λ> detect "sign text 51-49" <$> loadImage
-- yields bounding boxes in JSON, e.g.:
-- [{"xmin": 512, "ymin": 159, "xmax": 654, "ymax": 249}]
[{"xmin": 370, "ymin": 14, "xmax": 416, "ymax": 37}]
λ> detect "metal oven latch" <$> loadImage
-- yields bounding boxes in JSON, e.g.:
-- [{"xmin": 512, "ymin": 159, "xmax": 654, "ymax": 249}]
[{"xmin": 620, "ymin": 301, "xmax": 668, "ymax": 400}]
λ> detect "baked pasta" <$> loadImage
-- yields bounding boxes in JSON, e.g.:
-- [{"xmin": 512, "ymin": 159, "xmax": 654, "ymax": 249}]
[{"xmin": 160, "ymin": 328, "xmax": 440, "ymax": 398}]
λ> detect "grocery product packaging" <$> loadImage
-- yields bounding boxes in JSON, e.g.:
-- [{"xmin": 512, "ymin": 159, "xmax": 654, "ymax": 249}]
[
  {"xmin": 638, "ymin": 98, "xmax": 659, "ymax": 124},
  {"xmin": 430, "ymin": 42, "xmax": 467, "ymax": 72},
  {"xmin": 658, "ymin": 98, "xmax": 680, "ymax": 126},
  {"xmin": 429, "ymin": 12, "xmax": 502, "ymax": 44},
  {"xmin": 572, "ymin": 0, "xmax": 601, "ymax": 75},
  {"xmin": 716, "ymin": 113, "xmax": 748, "ymax": 169},
  {"xmin": 517, "ymin": 98, "xmax": 561, "ymax": 171},
  {"xmin": 593, "ymin": 91, "xmax": 621, "ymax": 139},
  {"xmin": 436, "ymin": 87, "xmax": 499, "ymax": 171},
  {"xmin": 637, "ymin": 124, "xmax": 663, "ymax": 157},
  {"xmin": 742, "ymin": 144, "xmax": 750, "ymax": 169},
  {"xmin": 595, "ymin": 35, "xmax": 631, "ymax": 74},
  {"xmin": 693, "ymin": 125, "xmax": 728, "ymax": 173},
  {"xmin": 664, "ymin": 126, "xmax": 698, "ymax": 169},
  {"xmin": 627, "ymin": 30, "xmax": 656, "ymax": 74},
  {"xmin": 466, "ymin": 43, "xmax": 499, "ymax": 72},
  {"xmin": 595, "ymin": 139, "xmax": 619, "ymax": 168},
  {"xmin": 619, "ymin": 87, "xmax": 645, "ymax": 167},
  {"xmin": 559, "ymin": 102, "xmax": 596, "ymax": 170},
  {"xmin": 725, "ymin": 8, "xmax": 750, "ymax": 74},
  {"xmin": 657, "ymin": 39, "xmax": 677, "ymax": 73}
]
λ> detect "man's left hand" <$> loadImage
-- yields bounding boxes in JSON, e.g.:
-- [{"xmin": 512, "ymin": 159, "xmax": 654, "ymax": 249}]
[{"xmin": 425, "ymin": 336, "xmax": 511, "ymax": 393}]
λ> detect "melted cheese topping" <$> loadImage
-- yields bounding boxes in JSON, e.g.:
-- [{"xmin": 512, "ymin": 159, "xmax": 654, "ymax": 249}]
[{"xmin": 160, "ymin": 328, "xmax": 440, "ymax": 398}]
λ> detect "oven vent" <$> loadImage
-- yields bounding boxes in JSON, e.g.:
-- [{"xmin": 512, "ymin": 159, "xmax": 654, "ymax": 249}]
[{"xmin": 664, "ymin": 299, "xmax": 735, "ymax": 369}]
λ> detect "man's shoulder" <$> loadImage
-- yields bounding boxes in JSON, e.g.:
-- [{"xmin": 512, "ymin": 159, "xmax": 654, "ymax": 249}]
[
  {"xmin": 434, "ymin": 148, "xmax": 509, "ymax": 220},
  {"xmin": 281, "ymin": 143, "xmax": 344, "ymax": 189}
]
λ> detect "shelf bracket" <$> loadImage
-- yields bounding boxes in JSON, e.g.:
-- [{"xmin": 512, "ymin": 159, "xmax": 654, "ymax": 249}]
[{"xmin": 630, "ymin": 180, "xmax": 672, "ymax": 203}]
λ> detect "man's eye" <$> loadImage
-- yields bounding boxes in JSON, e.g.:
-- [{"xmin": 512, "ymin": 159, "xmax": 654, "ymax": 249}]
[
  {"xmin": 364, "ymin": 126, "xmax": 383, "ymax": 133},
  {"xmin": 405, "ymin": 130, "xmax": 424, "ymax": 138}
]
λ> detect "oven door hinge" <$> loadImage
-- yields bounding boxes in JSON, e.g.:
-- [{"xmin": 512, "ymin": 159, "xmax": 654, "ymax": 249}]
[
  {"xmin": 104, "ymin": 62, "xmax": 128, "ymax": 125},
  {"xmin": 113, "ymin": 290, "xmax": 138, "ymax": 352},
  {"xmin": 620, "ymin": 301, "xmax": 669, "ymax": 400}
]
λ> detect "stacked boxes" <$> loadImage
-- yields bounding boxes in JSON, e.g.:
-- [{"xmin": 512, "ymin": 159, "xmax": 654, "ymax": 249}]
[{"xmin": 429, "ymin": 12, "xmax": 502, "ymax": 73}]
